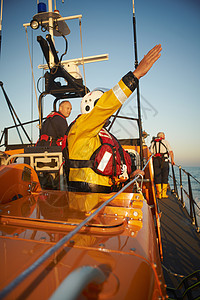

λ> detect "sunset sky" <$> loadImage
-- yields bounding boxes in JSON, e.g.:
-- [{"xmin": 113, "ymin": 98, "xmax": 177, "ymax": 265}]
[{"xmin": 0, "ymin": 0, "xmax": 199, "ymax": 166}]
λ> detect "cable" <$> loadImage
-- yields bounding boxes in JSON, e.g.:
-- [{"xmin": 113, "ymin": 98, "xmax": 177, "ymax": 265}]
[
  {"xmin": 25, "ymin": 27, "xmax": 41, "ymax": 128},
  {"xmin": 162, "ymin": 264, "xmax": 185, "ymax": 278},
  {"xmin": 79, "ymin": 17, "xmax": 87, "ymax": 95}
]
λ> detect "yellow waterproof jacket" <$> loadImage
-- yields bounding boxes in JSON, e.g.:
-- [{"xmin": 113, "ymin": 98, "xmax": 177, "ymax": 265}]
[{"xmin": 67, "ymin": 72, "xmax": 138, "ymax": 190}]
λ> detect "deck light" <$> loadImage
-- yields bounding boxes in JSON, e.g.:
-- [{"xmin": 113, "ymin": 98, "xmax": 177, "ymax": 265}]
[{"xmin": 30, "ymin": 19, "xmax": 40, "ymax": 30}]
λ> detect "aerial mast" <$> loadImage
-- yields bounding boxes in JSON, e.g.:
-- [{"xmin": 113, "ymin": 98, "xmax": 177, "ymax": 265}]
[
  {"xmin": 132, "ymin": 0, "xmax": 143, "ymax": 168},
  {"xmin": 0, "ymin": 0, "xmax": 3, "ymax": 54},
  {"xmin": 47, "ymin": 0, "xmax": 55, "ymax": 67}
]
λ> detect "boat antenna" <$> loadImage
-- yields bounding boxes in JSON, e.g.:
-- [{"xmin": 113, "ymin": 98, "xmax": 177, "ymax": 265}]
[
  {"xmin": 25, "ymin": 27, "xmax": 41, "ymax": 127},
  {"xmin": 132, "ymin": 0, "xmax": 143, "ymax": 168},
  {"xmin": 79, "ymin": 17, "xmax": 88, "ymax": 95},
  {"xmin": 0, "ymin": 0, "xmax": 3, "ymax": 54}
]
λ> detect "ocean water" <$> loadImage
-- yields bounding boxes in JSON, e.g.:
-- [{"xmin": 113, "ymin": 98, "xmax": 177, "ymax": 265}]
[{"xmin": 168, "ymin": 166, "xmax": 200, "ymax": 227}]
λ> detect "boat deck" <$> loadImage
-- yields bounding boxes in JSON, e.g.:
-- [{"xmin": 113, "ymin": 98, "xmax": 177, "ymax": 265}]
[{"xmin": 159, "ymin": 191, "xmax": 200, "ymax": 293}]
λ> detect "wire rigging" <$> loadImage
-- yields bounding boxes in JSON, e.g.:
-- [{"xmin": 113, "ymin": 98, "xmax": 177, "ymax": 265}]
[
  {"xmin": 79, "ymin": 17, "xmax": 87, "ymax": 95},
  {"xmin": 25, "ymin": 26, "xmax": 41, "ymax": 128}
]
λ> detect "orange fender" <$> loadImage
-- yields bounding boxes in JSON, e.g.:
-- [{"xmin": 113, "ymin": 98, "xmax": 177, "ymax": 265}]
[{"xmin": 0, "ymin": 163, "xmax": 41, "ymax": 204}]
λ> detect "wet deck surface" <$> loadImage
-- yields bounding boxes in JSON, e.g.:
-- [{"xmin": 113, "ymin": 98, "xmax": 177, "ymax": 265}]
[{"xmin": 158, "ymin": 191, "xmax": 200, "ymax": 291}]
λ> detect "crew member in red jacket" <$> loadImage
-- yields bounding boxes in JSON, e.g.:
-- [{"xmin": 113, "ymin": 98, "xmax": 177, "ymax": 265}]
[{"xmin": 36, "ymin": 100, "xmax": 72, "ymax": 147}]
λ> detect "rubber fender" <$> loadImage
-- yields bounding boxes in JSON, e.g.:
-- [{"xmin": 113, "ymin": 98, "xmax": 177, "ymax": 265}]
[{"xmin": 0, "ymin": 163, "xmax": 41, "ymax": 204}]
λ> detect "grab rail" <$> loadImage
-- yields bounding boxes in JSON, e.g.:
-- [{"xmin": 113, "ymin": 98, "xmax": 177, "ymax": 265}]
[
  {"xmin": 49, "ymin": 266, "xmax": 106, "ymax": 300},
  {"xmin": 169, "ymin": 164, "xmax": 200, "ymax": 232},
  {"xmin": 0, "ymin": 119, "xmax": 39, "ymax": 148}
]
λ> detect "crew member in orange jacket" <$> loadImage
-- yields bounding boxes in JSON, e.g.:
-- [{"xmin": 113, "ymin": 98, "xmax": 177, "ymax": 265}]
[{"xmin": 66, "ymin": 45, "xmax": 162, "ymax": 192}]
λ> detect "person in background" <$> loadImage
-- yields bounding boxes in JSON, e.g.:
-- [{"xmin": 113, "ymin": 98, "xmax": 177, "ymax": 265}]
[
  {"xmin": 36, "ymin": 100, "xmax": 72, "ymax": 147},
  {"xmin": 65, "ymin": 44, "xmax": 162, "ymax": 193},
  {"xmin": 150, "ymin": 132, "xmax": 175, "ymax": 199}
]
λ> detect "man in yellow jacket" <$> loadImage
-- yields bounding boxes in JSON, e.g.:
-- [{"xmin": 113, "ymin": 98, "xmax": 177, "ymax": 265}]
[{"xmin": 66, "ymin": 45, "xmax": 162, "ymax": 192}]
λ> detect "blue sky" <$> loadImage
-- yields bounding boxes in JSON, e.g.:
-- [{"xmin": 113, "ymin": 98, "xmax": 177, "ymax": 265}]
[{"xmin": 0, "ymin": 0, "xmax": 200, "ymax": 167}]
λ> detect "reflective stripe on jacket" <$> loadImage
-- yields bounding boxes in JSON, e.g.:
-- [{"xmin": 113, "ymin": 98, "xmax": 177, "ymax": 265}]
[{"xmin": 67, "ymin": 72, "xmax": 138, "ymax": 187}]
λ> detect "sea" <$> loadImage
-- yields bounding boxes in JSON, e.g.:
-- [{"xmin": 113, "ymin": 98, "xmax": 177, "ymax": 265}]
[{"xmin": 168, "ymin": 166, "xmax": 200, "ymax": 227}]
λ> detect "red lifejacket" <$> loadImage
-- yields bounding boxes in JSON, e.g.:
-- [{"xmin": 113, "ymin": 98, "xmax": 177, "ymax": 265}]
[
  {"xmin": 65, "ymin": 125, "xmax": 135, "ymax": 180},
  {"xmin": 46, "ymin": 111, "xmax": 66, "ymax": 120},
  {"xmin": 153, "ymin": 138, "xmax": 169, "ymax": 158},
  {"xmin": 91, "ymin": 128, "xmax": 133, "ymax": 177},
  {"xmin": 36, "ymin": 112, "xmax": 66, "ymax": 147}
]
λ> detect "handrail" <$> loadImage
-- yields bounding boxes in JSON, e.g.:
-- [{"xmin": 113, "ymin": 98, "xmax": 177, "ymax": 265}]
[
  {"xmin": 0, "ymin": 156, "xmax": 152, "ymax": 300},
  {"xmin": 0, "ymin": 119, "xmax": 40, "ymax": 148},
  {"xmin": 169, "ymin": 164, "xmax": 200, "ymax": 232},
  {"xmin": 49, "ymin": 266, "xmax": 106, "ymax": 300}
]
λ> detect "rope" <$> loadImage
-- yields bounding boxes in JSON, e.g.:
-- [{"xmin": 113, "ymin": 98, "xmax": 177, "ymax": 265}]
[
  {"xmin": 0, "ymin": 157, "xmax": 152, "ymax": 299},
  {"xmin": 25, "ymin": 27, "xmax": 41, "ymax": 128},
  {"xmin": 162, "ymin": 264, "xmax": 185, "ymax": 278},
  {"xmin": 79, "ymin": 17, "xmax": 87, "ymax": 95},
  {"xmin": 182, "ymin": 167, "xmax": 200, "ymax": 185},
  {"xmin": 169, "ymin": 163, "xmax": 200, "ymax": 211},
  {"xmin": 165, "ymin": 270, "xmax": 200, "ymax": 300},
  {"xmin": 173, "ymin": 163, "xmax": 200, "ymax": 185}
]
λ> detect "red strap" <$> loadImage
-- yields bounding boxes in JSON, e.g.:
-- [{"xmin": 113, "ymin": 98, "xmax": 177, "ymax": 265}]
[
  {"xmin": 154, "ymin": 138, "xmax": 163, "ymax": 142},
  {"xmin": 61, "ymin": 135, "xmax": 67, "ymax": 150},
  {"xmin": 56, "ymin": 137, "xmax": 63, "ymax": 147},
  {"xmin": 40, "ymin": 134, "xmax": 49, "ymax": 141},
  {"xmin": 47, "ymin": 112, "xmax": 66, "ymax": 120},
  {"xmin": 35, "ymin": 134, "xmax": 49, "ymax": 146}
]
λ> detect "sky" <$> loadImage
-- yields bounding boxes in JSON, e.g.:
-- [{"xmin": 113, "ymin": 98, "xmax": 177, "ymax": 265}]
[{"xmin": 0, "ymin": 0, "xmax": 200, "ymax": 167}]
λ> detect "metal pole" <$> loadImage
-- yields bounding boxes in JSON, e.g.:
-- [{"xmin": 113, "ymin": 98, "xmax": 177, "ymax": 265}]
[
  {"xmin": 179, "ymin": 165, "xmax": 184, "ymax": 206},
  {"xmin": 132, "ymin": 0, "xmax": 143, "ymax": 168},
  {"xmin": 0, "ymin": 0, "xmax": 3, "ymax": 54},
  {"xmin": 171, "ymin": 164, "xmax": 179, "ymax": 198},
  {"xmin": 0, "ymin": 83, "xmax": 23, "ymax": 143},
  {"xmin": 0, "ymin": 82, "xmax": 32, "ymax": 143},
  {"xmin": 187, "ymin": 173, "xmax": 198, "ymax": 228},
  {"xmin": 48, "ymin": 0, "xmax": 54, "ymax": 68}
]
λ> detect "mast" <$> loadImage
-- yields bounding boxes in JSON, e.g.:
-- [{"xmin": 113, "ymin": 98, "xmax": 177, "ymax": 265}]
[
  {"xmin": 132, "ymin": 0, "xmax": 143, "ymax": 168},
  {"xmin": 48, "ymin": 0, "xmax": 55, "ymax": 68},
  {"xmin": 0, "ymin": 0, "xmax": 3, "ymax": 54}
]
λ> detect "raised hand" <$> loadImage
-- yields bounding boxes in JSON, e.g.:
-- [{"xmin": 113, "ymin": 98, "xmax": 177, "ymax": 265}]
[{"xmin": 133, "ymin": 44, "xmax": 162, "ymax": 79}]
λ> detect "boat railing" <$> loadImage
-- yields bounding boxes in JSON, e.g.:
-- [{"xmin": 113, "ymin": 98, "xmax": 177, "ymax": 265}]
[
  {"xmin": 169, "ymin": 164, "xmax": 200, "ymax": 232},
  {"xmin": 0, "ymin": 119, "xmax": 39, "ymax": 149},
  {"xmin": 0, "ymin": 114, "xmax": 141, "ymax": 150}
]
